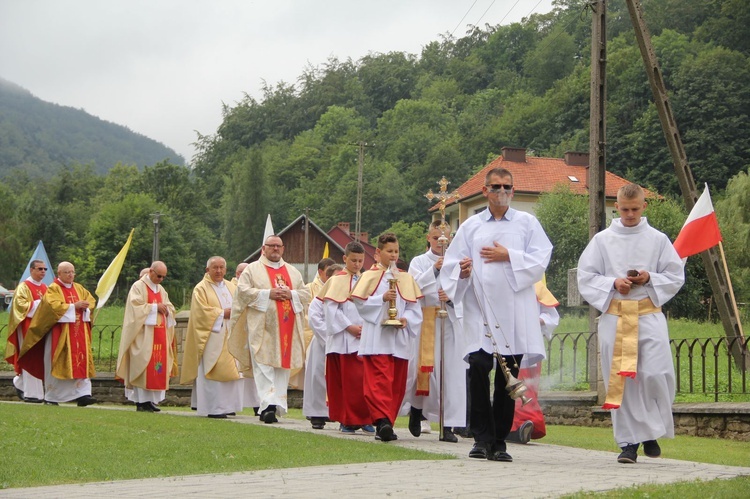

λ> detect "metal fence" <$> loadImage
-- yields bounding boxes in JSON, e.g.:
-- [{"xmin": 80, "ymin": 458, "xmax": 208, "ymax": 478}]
[
  {"xmin": 529, "ymin": 331, "xmax": 748, "ymax": 401},
  {"xmin": 2, "ymin": 324, "xmax": 748, "ymax": 399}
]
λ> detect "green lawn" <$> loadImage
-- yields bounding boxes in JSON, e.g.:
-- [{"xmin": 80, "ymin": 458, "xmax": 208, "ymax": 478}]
[
  {"xmin": 1, "ymin": 405, "xmax": 747, "ymax": 494},
  {"xmin": 0, "ymin": 404, "xmax": 453, "ymax": 489}
]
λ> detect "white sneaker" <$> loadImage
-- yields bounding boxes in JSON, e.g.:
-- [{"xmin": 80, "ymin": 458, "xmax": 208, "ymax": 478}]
[{"xmin": 421, "ymin": 420, "xmax": 432, "ymax": 434}]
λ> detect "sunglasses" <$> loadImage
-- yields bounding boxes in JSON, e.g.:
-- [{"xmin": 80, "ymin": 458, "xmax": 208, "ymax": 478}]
[
  {"xmin": 34, "ymin": 267, "xmax": 48, "ymax": 271},
  {"xmin": 486, "ymin": 184, "xmax": 513, "ymax": 192}
]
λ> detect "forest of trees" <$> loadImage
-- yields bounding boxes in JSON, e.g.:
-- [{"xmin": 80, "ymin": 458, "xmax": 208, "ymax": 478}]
[
  {"xmin": 1, "ymin": 0, "xmax": 748, "ymax": 316},
  {"xmin": 0, "ymin": 78, "xmax": 184, "ymax": 177}
]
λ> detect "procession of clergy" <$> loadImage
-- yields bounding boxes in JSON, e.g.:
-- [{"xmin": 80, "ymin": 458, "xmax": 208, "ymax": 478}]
[{"xmin": 7, "ymin": 176, "xmax": 684, "ymax": 464}]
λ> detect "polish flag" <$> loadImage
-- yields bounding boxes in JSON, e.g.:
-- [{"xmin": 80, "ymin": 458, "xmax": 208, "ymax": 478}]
[{"xmin": 673, "ymin": 183, "xmax": 722, "ymax": 258}]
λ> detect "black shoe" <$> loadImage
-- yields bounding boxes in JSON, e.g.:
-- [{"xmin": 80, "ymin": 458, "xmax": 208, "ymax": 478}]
[
  {"xmin": 208, "ymin": 414, "xmax": 228, "ymax": 419},
  {"xmin": 439, "ymin": 427, "xmax": 458, "ymax": 443},
  {"xmin": 617, "ymin": 444, "xmax": 639, "ymax": 464},
  {"xmin": 311, "ymin": 417, "xmax": 326, "ymax": 429},
  {"xmin": 375, "ymin": 419, "xmax": 394, "ymax": 442},
  {"xmin": 453, "ymin": 426, "xmax": 472, "ymax": 439},
  {"xmin": 408, "ymin": 407, "xmax": 422, "ymax": 437},
  {"xmin": 253, "ymin": 407, "xmax": 260, "ymax": 416},
  {"xmin": 261, "ymin": 406, "xmax": 278, "ymax": 424},
  {"xmin": 469, "ymin": 442, "xmax": 489, "ymax": 459},
  {"xmin": 225, "ymin": 412, "xmax": 236, "ymax": 416},
  {"xmin": 517, "ymin": 421, "xmax": 533, "ymax": 444},
  {"xmin": 149, "ymin": 402, "xmax": 161, "ymax": 412},
  {"xmin": 136, "ymin": 402, "xmax": 154, "ymax": 412},
  {"xmin": 76, "ymin": 395, "xmax": 98, "ymax": 407},
  {"xmin": 44, "ymin": 400, "xmax": 59, "ymax": 406},
  {"xmin": 24, "ymin": 397, "xmax": 43, "ymax": 404},
  {"xmin": 488, "ymin": 449, "xmax": 513, "ymax": 462},
  {"xmin": 643, "ymin": 440, "xmax": 661, "ymax": 458},
  {"xmin": 15, "ymin": 388, "xmax": 25, "ymax": 401}
]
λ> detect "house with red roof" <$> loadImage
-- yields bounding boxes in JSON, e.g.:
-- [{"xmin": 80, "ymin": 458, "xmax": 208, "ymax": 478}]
[{"xmin": 435, "ymin": 147, "xmax": 653, "ymax": 232}]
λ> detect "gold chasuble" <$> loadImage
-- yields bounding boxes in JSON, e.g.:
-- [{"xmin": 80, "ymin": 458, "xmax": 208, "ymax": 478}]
[
  {"xmin": 181, "ymin": 275, "xmax": 240, "ymax": 384},
  {"xmin": 116, "ymin": 278, "xmax": 177, "ymax": 391},
  {"xmin": 5, "ymin": 280, "xmax": 47, "ymax": 376},
  {"xmin": 19, "ymin": 279, "xmax": 96, "ymax": 381},
  {"xmin": 228, "ymin": 256, "xmax": 311, "ymax": 373},
  {"xmin": 266, "ymin": 266, "xmax": 295, "ymax": 368},
  {"xmin": 602, "ymin": 297, "xmax": 661, "ymax": 409}
]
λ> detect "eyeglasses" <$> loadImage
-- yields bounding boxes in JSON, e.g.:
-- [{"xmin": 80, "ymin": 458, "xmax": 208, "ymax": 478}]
[
  {"xmin": 152, "ymin": 272, "xmax": 166, "ymax": 279},
  {"xmin": 265, "ymin": 244, "xmax": 284, "ymax": 249},
  {"xmin": 486, "ymin": 184, "xmax": 513, "ymax": 193},
  {"xmin": 34, "ymin": 267, "xmax": 48, "ymax": 271}
]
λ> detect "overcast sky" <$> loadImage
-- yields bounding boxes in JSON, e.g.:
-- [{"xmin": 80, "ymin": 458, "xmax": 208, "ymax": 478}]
[{"xmin": 0, "ymin": 0, "xmax": 554, "ymax": 163}]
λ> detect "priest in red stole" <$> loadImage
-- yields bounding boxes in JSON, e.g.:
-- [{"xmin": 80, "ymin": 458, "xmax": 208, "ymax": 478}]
[
  {"xmin": 228, "ymin": 235, "xmax": 311, "ymax": 424},
  {"xmin": 19, "ymin": 261, "xmax": 97, "ymax": 406},
  {"xmin": 5, "ymin": 260, "xmax": 49, "ymax": 402},
  {"xmin": 116, "ymin": 261, "xmax": 177, "ymax": 412}
]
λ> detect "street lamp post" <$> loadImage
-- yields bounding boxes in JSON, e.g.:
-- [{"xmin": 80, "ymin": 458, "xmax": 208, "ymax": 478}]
[{"xmin": 151, "ymin": 212, "xmax": 161, "ymax": 262}]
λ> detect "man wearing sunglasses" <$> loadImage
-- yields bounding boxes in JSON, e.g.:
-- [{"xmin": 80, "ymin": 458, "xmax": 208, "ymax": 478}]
[
  {"xmin": 441, "ymin": 167, "xmax": 552, "ymax": 463},
  {"xmin": 5, "ymin": 260, "xmax": 49, "ymax": 403},
  {"xmin": 117, "ymin": 261, "xmax": 177, "ymax": 412},
  {"xmin": 19, "ymin": 261, "xmax": 98, "ymax": 406}
]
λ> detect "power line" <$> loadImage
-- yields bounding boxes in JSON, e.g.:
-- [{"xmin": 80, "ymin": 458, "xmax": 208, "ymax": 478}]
[
  {"xmin": 451, "ymin": 0, "xmax": 480, "ymax": 37},
  {"xmin": 492, "ymin": 0, "xmax": 523, "ymax": 27},
  {"xmin": 474, "ymin": 0, "xmax": 501, "ymax": 27},
  {"xmin": 524, "ymin": 0, "xmax": 547, "ymax": 19}
]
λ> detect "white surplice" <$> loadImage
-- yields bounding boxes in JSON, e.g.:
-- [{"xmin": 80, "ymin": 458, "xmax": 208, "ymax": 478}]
[
  {"xmin": 577, "ymin": 217, "xmax": 684, "ymax": 446},
  {"xmin": 303, "ymin": 296, "xmax": 328, "ymax": 418},
  {"xmin": 404, "ymin": 250, "xmax": 467, "ymax": 427},
  {"xmin": 441, "ymin": 208, "xmax": 552, "ymax": 365}
]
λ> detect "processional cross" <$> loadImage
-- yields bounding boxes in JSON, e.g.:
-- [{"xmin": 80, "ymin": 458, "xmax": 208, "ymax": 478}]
[{"xmin": 424, "ymin": 176, "xmax": 461, "ymax": 243}]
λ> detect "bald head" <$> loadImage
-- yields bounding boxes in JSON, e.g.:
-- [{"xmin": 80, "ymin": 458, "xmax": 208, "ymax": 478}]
[
  {"xmin": 148, "ymin": 261, "xmax": 167, "ymax": 283},
  {"xmin": 235, "ymin": 262, "xmax": 249, "ymax": 279},
  {"xmin": 57, "ymin": 261, "xmax": 75, "ymax": 284}
]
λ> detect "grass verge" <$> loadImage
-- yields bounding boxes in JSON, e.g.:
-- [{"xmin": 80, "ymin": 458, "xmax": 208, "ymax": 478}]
[{"xmin": 0, "ymin": 404, "xmax": 452, "ymax": 489}]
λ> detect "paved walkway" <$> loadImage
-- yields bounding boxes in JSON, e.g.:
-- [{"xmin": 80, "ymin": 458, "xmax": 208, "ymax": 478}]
[{"xmin": 4, "ymin": 406, "xmax": 750, "ymax": 498}]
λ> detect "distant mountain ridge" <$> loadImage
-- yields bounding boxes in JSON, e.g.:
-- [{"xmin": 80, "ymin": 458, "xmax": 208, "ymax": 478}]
[{"xmin": 0, "ymin": 77, "xmax": 184, "ymax": 178}]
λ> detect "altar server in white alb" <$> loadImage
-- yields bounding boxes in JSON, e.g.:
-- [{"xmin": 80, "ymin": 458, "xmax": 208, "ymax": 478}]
[
  {"xmin": 405, "ymin": 220, "xmax": 466, "ymax": 443},
  {"xmin": 441, "ymin": 167, "xmax": 552, "ymax": 463},
  {"xmin": 577, "ymin": 183, "xmax": 684, "ymax": 464},
  {"xmin": 303, "ymin": 259, "xmax": 338, "ymax": 430}
]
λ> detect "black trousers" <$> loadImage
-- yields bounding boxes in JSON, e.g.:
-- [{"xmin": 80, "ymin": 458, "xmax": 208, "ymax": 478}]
[{"xmin": 468, "ymin": 350, "xmax": 523, "ymax": 448}]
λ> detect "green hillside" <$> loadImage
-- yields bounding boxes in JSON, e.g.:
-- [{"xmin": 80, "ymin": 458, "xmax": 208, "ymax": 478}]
[{"xmin": 0, "ymin": 77, "xmax": 183, "ymax": 177}]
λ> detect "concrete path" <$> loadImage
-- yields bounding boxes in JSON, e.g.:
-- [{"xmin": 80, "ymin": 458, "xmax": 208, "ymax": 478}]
[{"xmin": 3, "ymin": 406, "xmax": 749, "ymax": 498}]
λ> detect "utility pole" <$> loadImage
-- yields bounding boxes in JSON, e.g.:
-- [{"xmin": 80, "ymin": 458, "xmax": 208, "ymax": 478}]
[
  {"xmin": 304, "ymin": 207, "xmax": 310, "ymax": 282},
  {"xmin": 353, "ymin": 141, "xmax": 374, "ymax": 242},
  {"xmin": 151, "ymin": 212, "xmax": 161, "ymax": 262},
  {"xmin": 625, "ymin": 0, "xmax": 747, "ymax": 368},
  {"xmin": 587, "ymin": 0, "xmax": 608, "ymax": 401}
]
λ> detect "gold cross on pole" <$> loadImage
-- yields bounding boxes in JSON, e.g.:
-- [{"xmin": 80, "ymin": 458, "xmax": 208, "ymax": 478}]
[{"xmin": 424, "ymin": 176, "xmax": 461, "ymax": 239}]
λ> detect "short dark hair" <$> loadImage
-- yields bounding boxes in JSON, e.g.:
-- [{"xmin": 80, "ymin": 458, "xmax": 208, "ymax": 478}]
[
  {"xmin": 485, "ymin": 167, "xmax": 513, "ymax": 185},
  {"xmin": 317, "ymin": 257, "xmax": 335, "ymax": 270},
  {"xmin": 30, "ymin": 259, "xmax": 45, "ymax": 270},
  {"xmin": 345, "ymin": 241, "xmax": 365, "ymax": 255},
  {"xmin": 377, "ymin": 232, "xmax": 398, "ymax": 249},
  {"xmin": 325, "ymin": 264, "xmax": 344, "ymax": 278}
]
